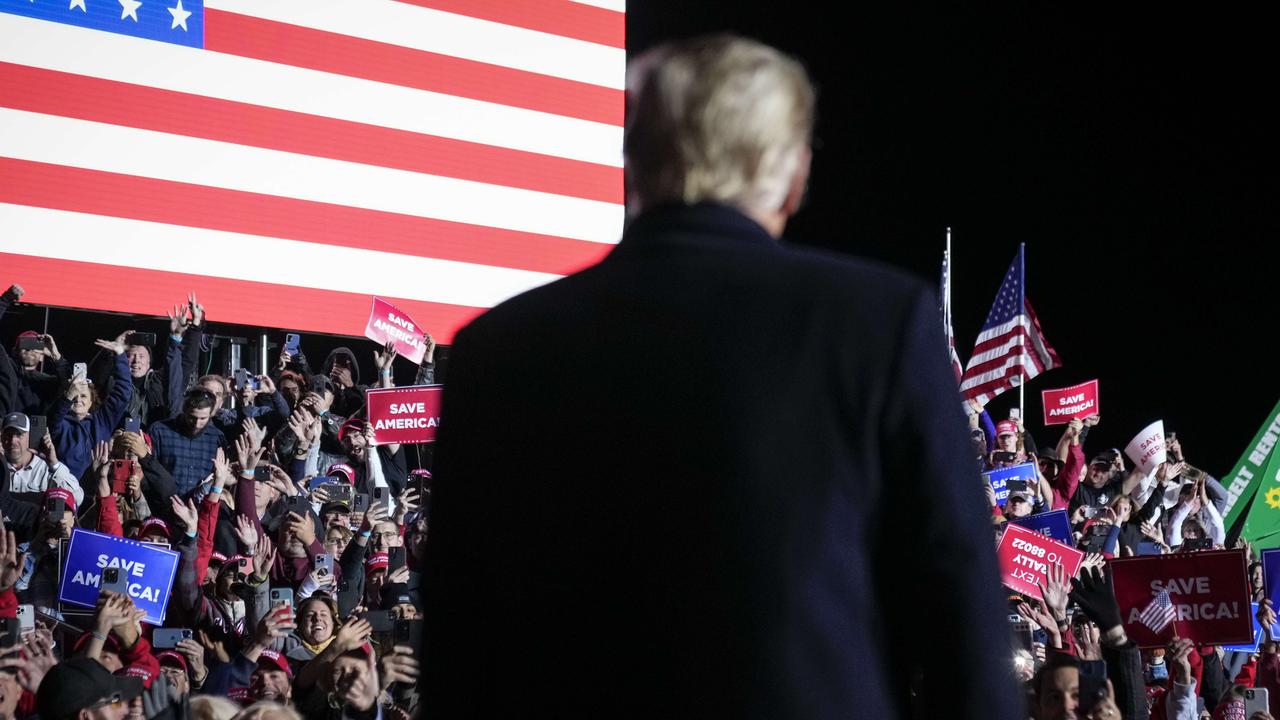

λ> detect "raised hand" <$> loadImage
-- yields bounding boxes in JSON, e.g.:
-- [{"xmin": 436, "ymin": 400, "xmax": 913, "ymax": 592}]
[
  {"xmin": 286, "ymin": 512, "xmax": 316, "ymax": 546},
  {"xmin": 91, "ymin": 440, "xmax": 112, "ymax": 474},
  {"xmin": 241, "ymin": 418, "xmax": 266, "ymax": 453},
  {"xmin": 374, "ymin": 341, "xmax": 397, "ymax": 373},
  {"xmin": 167, "ymin": 302, "xmax": 191, "ymax": 335},
  {"xmin": 423, "ymin": 331, "xmax": 436, "ymax": 364},
  {"xmin": 212, "ymin": 447, "xmax": 231, "ymax": 487},
  {"xmin": 253, "ymin": 534, "xmax": 276, "ymax": 579},
  {"xmin": 188, "ymin": 291, "xmax": 205, "ymax": 327},
  {"xmin": 0, "ymin": 518, "xmax": 28, "ymax": 593},
  {"xmin": 1038, "ymin": 561, "xmax": 1071, "ymax": 622},
  {"xmin": 94, "ymin": 330, "xmax": 131, "ymax": 355},
  {"xmin": 253, "ymin": 605, "xmax": 295, "ymax": 647},
  {"xmin": 335, "ymin": 617, "xmax": 373, "ymax": 652},
  {"xmin": 256, "ymin": 374, "xmax": 276, "ymax": 395},
  {"xmin": 234, "ymin": 515, "xmax": 259, "ymax": 549},
  {"xmin": 235, "ymin": 432, "xmax": 264, "ymax": 472},
  {"xmin": 176, "ymin": 637, "xmax": 208, "ymax": 687},
  {"xmin": 170, "ymin": 496, "xmax": 198, "ymax": 533},
  {"xmin": 1167, "ymin": 636, "xmax": 1193, "ymax": 684},
  {"xmin": 379, "ymin": 645, "xmax": 420, "ymax": 689}
]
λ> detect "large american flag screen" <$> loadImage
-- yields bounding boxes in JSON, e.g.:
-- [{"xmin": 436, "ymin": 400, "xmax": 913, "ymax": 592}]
[{"xmin": 0, "ymin": 0, "xmax": 624, "ymax": 342}]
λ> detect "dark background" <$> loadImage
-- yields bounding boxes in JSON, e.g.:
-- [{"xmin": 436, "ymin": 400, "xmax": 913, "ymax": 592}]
[
  {"xmin": 627, "ymin": 3, "xmax": 1279, "ymax": 475},
  {"xmin": 3, "ymin": 5, "xmax": 1275, "ymax": 477}
]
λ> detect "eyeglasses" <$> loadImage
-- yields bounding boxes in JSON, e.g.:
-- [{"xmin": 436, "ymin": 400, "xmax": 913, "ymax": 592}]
[{"xmin": 88, "ymin": 693, "xmax": 125, "ymax": 710}]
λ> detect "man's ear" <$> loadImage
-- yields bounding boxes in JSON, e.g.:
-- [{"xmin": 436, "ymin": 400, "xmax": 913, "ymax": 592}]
[{"xmin": 780, "ymin": 146, "xmax": 812, "ymax": 219}]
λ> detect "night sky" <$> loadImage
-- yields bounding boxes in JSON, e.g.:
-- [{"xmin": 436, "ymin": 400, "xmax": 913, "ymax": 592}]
[{"xmin": 628, "ymin": 3, "xmax": 1279, "ymax": 476}]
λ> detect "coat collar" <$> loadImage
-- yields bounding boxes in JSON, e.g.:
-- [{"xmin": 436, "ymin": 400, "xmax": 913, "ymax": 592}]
[{"xmin": 613, "ymin": 202, "xmax": 780, "ymax": 255}]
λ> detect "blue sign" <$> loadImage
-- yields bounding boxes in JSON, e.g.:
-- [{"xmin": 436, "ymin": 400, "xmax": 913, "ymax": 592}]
[
  {"xmin": 1010, "ymin": 509, "xmax": 1072, "ymax": 544},
  {"xmin": 58, "ymin": 529, "xmax": 180, "ymax": 625},
  {"xmin": 1218, "ymin": 599, "xmax": 1269, "ymax": 650},
  {"xmin": 1262, "ymin": 548, "xmax": 1280, "ymax": 612},
  {"xmin": 983, "ymin": 462, "xmax": 1039, "ymax": 507}
]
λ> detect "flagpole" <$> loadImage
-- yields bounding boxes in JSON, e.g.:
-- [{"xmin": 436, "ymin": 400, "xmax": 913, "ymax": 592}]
[{"xmin": 1019, "ymin": 243, "xmax": 1026, "ymax": 418}]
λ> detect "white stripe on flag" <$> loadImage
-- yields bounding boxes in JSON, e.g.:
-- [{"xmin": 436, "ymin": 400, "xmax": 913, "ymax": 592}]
[
  {"xmin": 0, "ymin": 108, "xmax": 624, "ymax": 245},
  {"xmin": 205, "ymin": 0, "xmax": 625, "ymax": 89},
  {"xmin": 568, "ymin": 0, "xmax": 626, "ymax": 11},
  {"xmin": 0, "ymin": 12, "xmax": 623, "ymax": 167},
  {"xmin": 0, "ymin": 204, "xmax": 560, "ymax": 309}
]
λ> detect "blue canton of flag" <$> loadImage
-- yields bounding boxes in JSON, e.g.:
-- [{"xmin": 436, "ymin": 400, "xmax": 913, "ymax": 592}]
[{"xmin": 0, "ymin": 0, "xmax": 203, "ymax": 48}]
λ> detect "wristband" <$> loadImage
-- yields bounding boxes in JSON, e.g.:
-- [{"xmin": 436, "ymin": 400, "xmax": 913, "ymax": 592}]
[
  {"xmin": 91, "ymin": 630, "xmax": 108, "ymax": 641},
  {"xmin": 170, "ymin": 333, "xmax": 182, "ymax": 342},
  {"xmin": 243, "ymin": 548, "xmax": 256, "ymax": 557},
  {"xmin": 360, "ymin": 530, "xmax": 372, "ymax": 539},
  {"xmin": 241, "ymin": 470, "xmax": 256, "ymax": 480},
  {"xmin": 210, "ymin": 486, "xmax": 222, "ymax": 494}
]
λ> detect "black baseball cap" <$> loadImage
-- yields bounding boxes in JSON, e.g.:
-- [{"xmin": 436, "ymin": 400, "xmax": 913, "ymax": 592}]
[{"xmin": 36, "ymin": 657, "xmax": 143, "ymax": 720}]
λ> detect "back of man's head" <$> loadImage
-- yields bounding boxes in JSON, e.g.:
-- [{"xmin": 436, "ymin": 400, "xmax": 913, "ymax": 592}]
[{"xmin": 625, "ymin": 34, "xmax": 815, "ymax": 219}]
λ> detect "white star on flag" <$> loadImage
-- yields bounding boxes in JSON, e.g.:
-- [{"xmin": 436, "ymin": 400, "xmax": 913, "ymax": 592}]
[
  {"xmin": 168, "ymin": 0, "xmax": 190, "ymax": 30},
  {"xmin": 118, "ymin": 0, "xmax": 141, "ymax": 21},
  {"xmin": 69, "ymin": 0, "xmax": 86, "ymax": 10}
]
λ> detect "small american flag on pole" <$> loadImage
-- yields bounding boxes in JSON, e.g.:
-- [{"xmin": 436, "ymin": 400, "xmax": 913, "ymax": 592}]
[
  {"xmin": 1139, "ymin": 589, "xmax": 1178, "ymax": 634},
  {"xmin": 940, "ymin": 236, "xmax": 964, "ymax": 384},
  {"xmin": 958, "ymin": 244, "xmax": 1061, "ymax": 405}
]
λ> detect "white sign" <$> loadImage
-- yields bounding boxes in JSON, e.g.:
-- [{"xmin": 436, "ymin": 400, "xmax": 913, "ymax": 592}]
[{"xmin": 1125, "ymin": 420, "xmax": 1167, "ymax": 475}]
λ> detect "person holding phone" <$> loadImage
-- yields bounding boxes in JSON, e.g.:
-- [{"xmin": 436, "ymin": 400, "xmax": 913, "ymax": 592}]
[
  {"xmin": 2, "ymin": 411, "xmax": 82, "ymax": 506},
  {"xmin": 48, "ymin": 330, "xmax": 133, "ymax": 480}
]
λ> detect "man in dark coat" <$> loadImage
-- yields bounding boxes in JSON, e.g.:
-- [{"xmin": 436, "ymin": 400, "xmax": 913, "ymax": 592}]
[{"xmin": 422, "ymin": 34, "xmax": 1021, "ymax": 719}]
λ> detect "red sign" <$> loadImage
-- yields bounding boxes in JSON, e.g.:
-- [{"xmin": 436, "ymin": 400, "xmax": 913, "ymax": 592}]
[
  {"xmin": 996, "ymin": 523, "xmax": 1085, "ymax": 600},
  {"xmin": 1040, "ymin": 380, "xmax": 1100, "ymax": 426},
  {"xmin": 1110, "ymin": 550, "xmax": 1252, "ymax": 648},
  {"xmin": 363, "ymin": 297, "xmax": 428, "ymax": 365},
  {"xmin": 366, "ymin": 385, "xmax": 443, "ymax": 445}
]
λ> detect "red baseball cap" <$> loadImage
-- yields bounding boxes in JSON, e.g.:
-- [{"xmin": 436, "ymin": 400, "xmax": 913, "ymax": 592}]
[
  {"xmin": 256, "ymin": 649, "xmax": 292, "ymax": 677},
  {"xmin": 365, "ymin": 552, "xmax": 389, "ymax": 576},
  {"xmin": 156, "ymin": 651, "xmax": 189, "ymax": 674},
  {"xmin": 996, "ymin": 420, "xmax": 1018, "ymax": 437},
  {"xmin": 139, "ymin": 518, "xmax": 171, "ymax": 539},
  {"xmin": 44, "ymin": 487, "xmax": 76, "ymax": 515}
]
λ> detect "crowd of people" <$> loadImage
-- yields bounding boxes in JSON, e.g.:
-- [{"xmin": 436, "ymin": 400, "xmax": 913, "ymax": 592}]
[
  {"xmin": 0, "ymin": 284, "xmax": 433, "ymax": 720},
  {"xmin": 973, "ymin": 403, "xmax": 1279, "ymax": 719},
  {"xmin": 0, "ymin": 273, "xmax": 1277, "ymax": 720}
]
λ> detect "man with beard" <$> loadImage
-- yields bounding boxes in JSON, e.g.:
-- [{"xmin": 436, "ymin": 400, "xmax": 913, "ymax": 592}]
[{"xmin": 149, "ymin": 387, "xmax": 226, "ymax": 495}]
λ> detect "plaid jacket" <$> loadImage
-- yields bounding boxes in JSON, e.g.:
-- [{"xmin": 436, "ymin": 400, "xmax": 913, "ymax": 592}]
[{"xmin": 149, "ymin": 417, "xmax": 226, "ymax": 495}]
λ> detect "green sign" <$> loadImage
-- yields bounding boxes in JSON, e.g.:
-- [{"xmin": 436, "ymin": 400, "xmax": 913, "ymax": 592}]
[
  {"xmin": 1221, "ymin": 397, "xmax": 1280, "ymax": 530},
  {"xmin": 1242, "ymin": 449, "xmax": 1280, "ymax": 548}
]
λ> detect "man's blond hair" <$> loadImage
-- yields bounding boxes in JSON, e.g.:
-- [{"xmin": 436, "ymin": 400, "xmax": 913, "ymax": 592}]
[{"xmin": 625, "ymin": 34, "xmax": 815, "ymax": 216}]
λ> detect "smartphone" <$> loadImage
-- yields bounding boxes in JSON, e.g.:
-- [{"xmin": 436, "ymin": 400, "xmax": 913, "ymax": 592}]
[
  {"xmin": 285, "ymin": 496, "xmax": 311, "ymax": 518},
  {"xmin": 110, "ymin": 459, "xmax": 134, "ymax": 494},
  {"xmin": 1081, "ymin": 506, "xmax": 1098, "ymax": 519},
  {"xmin": 125, "ymin": 332, "xmax": 156, "ymax": 347},
  {"xmin": 362, "ymin": 610, "xmax": 394, "ymax": 633},
  {"xmin": 123, "ymin": 416, "xmax": 141, "ymax": 434},
  {"xmin": 353, "ymin": 493, "xmax": 370, "ymax": 513},
  {"xmin": 1008, "ymin": 614, "xmax": 1033, "ymax": 652},
  {"xmin": 393, "ymin": 618, "xmax": 423, "ymax": 653},
  {"xmin": 0, "ymin": 619, "xmax": 18, "ymax": 648},
  {"xmin": 372, "ymin": 486, "xmax": 388, "ymax": 504},
  {"xmin": 1136, "ymin": 540, "xmax": 1164, "ymax": 556},
  {"xmin": 28, "ymin": 415, "xmax": 47, "ymax": 447},
  {"xmin": 284, "ymin": 333, "xmax": 301, "ymax": 356},
  {"xmin": 45, "ymin": 497, "xmax": 65, "ymax": 524},
  {"xmin": 309, "ymin": 375, "xmax": 328, "ymax": 395},
  {"xmin": 320, "ymin": 483, "xmax": 353, "ymax": 503},
  {"xmin": 269, "ymin": 588, "xmax": 295, "ymax": 613},
  {"xmin": 409, "ymin": 470, "xmax": 431, "ymax": 499},
  {"xmin": 1246, "ymin": 688, "xmax": 1270, "ymax": 718},
  {"xmin": 1183, "ymin": 537, "xmax": 1213, "ymax": 552},
  {"xmin": 100, "ymin": 567, "xmax": 128, "ymax": 595},
  {"xmin": 337, "ymin": 580, "xmax": 360, "ymax": 616},
  {"xmin": 1145, "ymin": 661, "xmax": 1169, "ymax": 684},
  {"xmin": 153, "ymin": 628, "xmax": 193, "ymax": 649},
  {"xmin": 1009, "ymin": 408, "xmax": 1022, "ymax": 421},
  {"xmin": 253, "ymin": 466, "xmax": 272, "ymax": 483},
  {"xmin": 17, "ymin": 335, "xmax": 43, "ymax": 351},
  {"xmin": 237, "ymin": 557, "xmax": 252, "ymax": 575},
  {"xmin": 313, "ymin": 553, "xmax": 333, "ymax": 577},
  {"xmin": 1005, "ymin": 479, "xmax": 1029, "ymax": 494},
  {"xmin": 72, "ymin": 362, "xmax": 87, "ymax": 382},
  {"xmin": 16, "ymin": 605, "xmax": 34, "ymax": 634},
  {"xmin": 388, "ymin": 547, "xmax": 406, "ymax": 573},
  {"xmin": 235, "ymin": 368, "xmax": 250, "ymax": 389}
]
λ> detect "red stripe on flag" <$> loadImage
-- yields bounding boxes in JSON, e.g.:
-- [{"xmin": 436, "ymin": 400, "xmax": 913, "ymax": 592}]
[
  {"xmin": 0, "ymin": 253, "xmax": 482, "ymax": 343},
  {"xmin": 961, "ymin": 371, "xmax": 1035, "ymax": 402},
  {"xmin": 0, "ymin": 63, "xmax": 622, "ymax": 206},
  {"xmin": 0, "ymin": 158, "xmax": 613, "ymax": 276},
  {"xmin": 205, "ymin": 9, "xmax": 623, "ymax": 128},
  {"xmin": 394, "ymin": 0, "xmax": 624, "ymax": 49}
]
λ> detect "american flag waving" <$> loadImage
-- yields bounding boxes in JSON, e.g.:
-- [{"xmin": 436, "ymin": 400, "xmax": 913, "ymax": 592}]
[
  {"xmin": 958, "ymin": 244, "xmax": 1061, "ymax": 405},
  {"xmin": 1138, "ymin": 589, "xmax": 1178, "ymax": 635},
  {"xmin": 940, "ymin": 242, "xmax": 964, "ymax": 384},
  {"xmin": 0, "ymin": 0, "xmax": 624, "ymax": 343}
]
